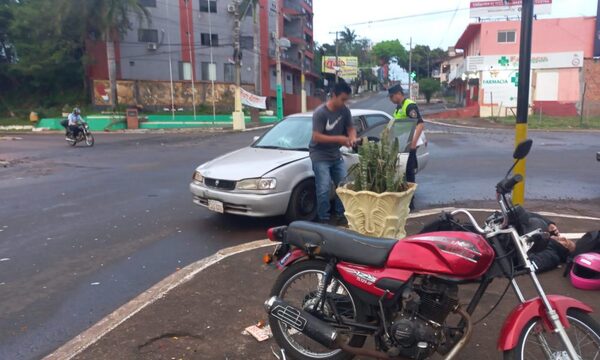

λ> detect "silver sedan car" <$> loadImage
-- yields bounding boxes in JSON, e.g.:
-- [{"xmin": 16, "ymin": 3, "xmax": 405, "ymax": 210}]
[{"xmin": 189, "ymin": 109, "xmax": 429, "ymax": 221}]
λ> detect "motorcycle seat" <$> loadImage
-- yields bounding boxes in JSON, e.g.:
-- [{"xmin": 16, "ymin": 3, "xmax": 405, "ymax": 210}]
[{"xmin": 286, "ymin": 221, "xmax": 397, "ymax": 267}]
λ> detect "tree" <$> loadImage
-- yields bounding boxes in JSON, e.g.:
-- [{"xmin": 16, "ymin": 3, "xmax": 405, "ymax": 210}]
[
  {"xmin": 3, "ymin": 0, "xmax": 83, "ymax": 109},
  {"xmin": 58, "ymin": 0, "xmax": 151, "ymax": 109},
  {"xmin": 340, "ymin": 27, "xmax": 357, "ymax": 55},
  {"xmin": 371, "ymin": 40, "xmax": 408, "ymax": 69},
  {"xmin": 419, "ymin": 78, "xmax": 441, "ymax": 103}
]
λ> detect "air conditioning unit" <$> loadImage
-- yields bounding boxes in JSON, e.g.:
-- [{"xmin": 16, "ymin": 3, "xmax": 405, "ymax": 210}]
[
  {"xmin": 147, "ymin": 43, "xmax": 158, "ymax": 51},
  {"xmin": 227, "ymin": 4, "xmax": 236, "ymax": 13}
]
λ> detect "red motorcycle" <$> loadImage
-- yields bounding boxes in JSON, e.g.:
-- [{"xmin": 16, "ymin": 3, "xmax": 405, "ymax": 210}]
[{"xmin": 264, "ymin": 140, "xmax": 599, "ymax": 360}]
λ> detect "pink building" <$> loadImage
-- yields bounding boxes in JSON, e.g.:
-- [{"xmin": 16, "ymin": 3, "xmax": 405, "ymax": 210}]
[{"xmin": 455, "ymin": 16, "xmax": 596, "ymax": 117}]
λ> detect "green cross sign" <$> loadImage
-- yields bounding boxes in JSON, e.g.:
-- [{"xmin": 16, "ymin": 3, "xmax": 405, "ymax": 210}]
[
  {"xmin": 498, "ymin": 56, "xmax": 510, "ymax": 67},
  {"xmin": 511, "ymin": 72, "xmax": 519, "ymax": 87}
]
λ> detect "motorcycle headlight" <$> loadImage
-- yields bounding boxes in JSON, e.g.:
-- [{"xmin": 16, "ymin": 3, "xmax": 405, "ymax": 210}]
[
  {"xmin": 236, "ymin": 178, "xmax": 277, "ymax": 190},
  {"xmin": 193, "ymin": 171, "xmax": 204, "ymax": 184}
]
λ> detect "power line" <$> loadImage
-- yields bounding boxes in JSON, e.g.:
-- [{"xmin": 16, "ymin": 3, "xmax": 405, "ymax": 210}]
[{"xmin": 345, "ymin": 7, "xmax": 470, "ymax": 27}]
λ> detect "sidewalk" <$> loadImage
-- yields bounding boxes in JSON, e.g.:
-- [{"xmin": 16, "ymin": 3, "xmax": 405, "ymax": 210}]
[{"xmin": 64, "ymin": 201, "xmax": 599, "ymax": 360}]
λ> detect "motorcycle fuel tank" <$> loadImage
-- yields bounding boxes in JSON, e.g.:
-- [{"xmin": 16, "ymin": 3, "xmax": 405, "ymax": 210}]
[{"xmin": 386, "ymin": 231, "xmax": 495, "ymax": 280}]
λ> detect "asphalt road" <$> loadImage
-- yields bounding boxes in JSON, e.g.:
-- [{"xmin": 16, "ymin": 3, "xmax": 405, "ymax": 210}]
[{"xmin": 1, "ymin": 94, "xmax": 598, "ymax": 359}]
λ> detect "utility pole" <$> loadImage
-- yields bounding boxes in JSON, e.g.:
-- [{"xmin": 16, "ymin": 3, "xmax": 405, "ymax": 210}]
[
  {"xmin": 185, "ymin": 0, "xmax": 197, "ymax": 121},
  {"xmin": 232, "ymin": 0, "xmax": 245, "ymax": 130},
  {"xmin": 275, "ymin": 0, "xmax": 284, "ymax": 120},
  {"xmin": 408, "ymin": 37, "xmax": 412, "ymax": 98},
  {"xmin": 300, "ymin": 15, "xmax": 307, "ymax": 112},
  {"xmin": 513, "ymin": 0, "xmax": 533, "ymax": 205},
  {"xmin": 253, "ymin": 0, "xmax": 261, "ymax": 95},
  {"xmin": 335, "ymin": 31, "xmax": 340, "ymax": 83}
]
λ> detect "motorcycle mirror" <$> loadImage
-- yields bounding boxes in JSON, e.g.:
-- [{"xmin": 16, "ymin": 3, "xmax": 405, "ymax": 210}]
[{"xmin": 513, "ymin": 139, "xmax": 533, "ymax": 160}]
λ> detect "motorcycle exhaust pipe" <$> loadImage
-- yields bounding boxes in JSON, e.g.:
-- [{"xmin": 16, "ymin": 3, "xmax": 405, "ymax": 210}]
[{"xmin": 265, "ymin": 296, "xmax": 338, "ymax": 349}]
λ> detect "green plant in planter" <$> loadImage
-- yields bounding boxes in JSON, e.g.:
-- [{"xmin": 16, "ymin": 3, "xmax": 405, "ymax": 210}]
[{"xmin": 348, "ymin": 122, "xmax": 410, "ymax": 193}]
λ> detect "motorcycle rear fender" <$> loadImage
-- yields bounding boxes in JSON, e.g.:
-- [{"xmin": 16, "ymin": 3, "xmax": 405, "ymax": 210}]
[
  {"xmin": 497, "ymin": 295, "xmax": 593, "ymax": 351},
  {"xmin": 275, "ymin": 248, "xmax": 308, "ymax": 270}
]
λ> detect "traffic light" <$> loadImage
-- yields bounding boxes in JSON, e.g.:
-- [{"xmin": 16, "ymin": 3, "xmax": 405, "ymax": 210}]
[{"xmin": 410, "ymin": 71, "xmax": 416, "ymax": 80}]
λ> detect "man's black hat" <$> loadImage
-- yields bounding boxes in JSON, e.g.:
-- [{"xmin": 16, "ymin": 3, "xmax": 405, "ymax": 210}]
[{"xmin": 388, "ymin": 84, "xmax": 404, "ymax": 96}]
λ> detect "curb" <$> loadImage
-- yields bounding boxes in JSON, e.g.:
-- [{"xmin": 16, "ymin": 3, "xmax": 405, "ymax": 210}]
[
  {"xmin": 45, "ymin": 207, "xmax": 600, "ymax": 360},
  {"xmin": 424, "ymin": 119, "xmax": 600, "ymax": 133}
]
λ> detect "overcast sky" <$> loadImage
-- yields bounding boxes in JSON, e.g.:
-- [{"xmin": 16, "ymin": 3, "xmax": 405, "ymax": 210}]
[{"xmin": 313, "ymin": 0, "xmax": 598, "ymax": 50}]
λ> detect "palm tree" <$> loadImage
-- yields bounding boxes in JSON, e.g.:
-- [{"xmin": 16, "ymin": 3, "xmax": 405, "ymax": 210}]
[
  {"xmin": 60, "ymin": 0, "xmax": 151, "ymax": 109},
  {"xmin": 340, "ymin": 27, "xmax": 357, "ymax": 55}
]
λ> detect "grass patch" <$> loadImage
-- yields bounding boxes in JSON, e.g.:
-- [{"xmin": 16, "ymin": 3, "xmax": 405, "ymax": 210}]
[
  {"xmin": 0, "ymin": 117, "xmax": 32, "ymax": 127},
  {"xmin": 491, "ymin": 115, "xmax": 600, "ymax": 130}
]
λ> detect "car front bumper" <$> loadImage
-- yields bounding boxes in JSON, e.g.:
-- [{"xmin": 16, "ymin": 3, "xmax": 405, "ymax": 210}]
[{"xmin": 189, "ymin": 182, "xmax": 291, "ymax": 217}]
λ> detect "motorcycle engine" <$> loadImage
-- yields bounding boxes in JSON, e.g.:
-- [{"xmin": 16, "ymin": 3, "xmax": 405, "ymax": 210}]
[{"xmin": 388, "ymin": 277, "xmax": 459, "ymax": 359}]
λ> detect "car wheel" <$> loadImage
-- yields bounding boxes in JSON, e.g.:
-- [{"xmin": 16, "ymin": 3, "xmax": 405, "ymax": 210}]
[{"xmin": 285, "ymin": 179, "xmax": 317, "ymax": 222}]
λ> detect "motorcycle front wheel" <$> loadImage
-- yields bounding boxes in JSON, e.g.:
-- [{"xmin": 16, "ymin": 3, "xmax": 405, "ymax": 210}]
[
  {"xmin": 85, "ymin": 133, "xmax": 94, "ymax": 147},
  {"xmin": 269, "ymin": 260, "xmax": 368, "ymax": 360},
  {"xmin": 504, "ymin": 309, "xmax": 600, "ymax": 360}
]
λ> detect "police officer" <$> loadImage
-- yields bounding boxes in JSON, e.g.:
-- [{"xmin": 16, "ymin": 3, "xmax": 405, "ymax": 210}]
[{"xmin": 388, "ymin": 84, "xmax": 424, "ymax": 185}]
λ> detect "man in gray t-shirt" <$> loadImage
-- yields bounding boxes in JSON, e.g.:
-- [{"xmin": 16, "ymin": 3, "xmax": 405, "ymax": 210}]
[{"xmin": 310, "ymin": 81, "xmax": 356, "ymax": 224}]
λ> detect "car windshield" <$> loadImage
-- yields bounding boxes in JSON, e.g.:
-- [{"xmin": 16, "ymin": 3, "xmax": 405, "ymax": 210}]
[{"xmin": 254, "ymin": 116, "xmax": 312, "ymax": 151}]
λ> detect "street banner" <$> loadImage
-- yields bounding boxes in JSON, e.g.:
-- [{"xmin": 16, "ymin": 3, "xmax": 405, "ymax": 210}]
[
  {"xmin": 469, "ymin": 0, "xmax": 552, "ymax": 18},
  {"xmin": 240, "ymin": 88, "xmax": 267, "ymax": 109},
  {"xmin": 322, "ymin": 56, "xmax": 358, "ymax": 80}
]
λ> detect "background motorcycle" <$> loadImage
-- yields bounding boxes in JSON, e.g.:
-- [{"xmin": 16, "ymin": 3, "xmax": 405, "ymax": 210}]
[
  {"xmin": 66, "ymin": 122, "xmax": 94, "ymax": 147},
  {"xmin": 264, "ymin": 139, "xmax": 599, "ymax": 360}
]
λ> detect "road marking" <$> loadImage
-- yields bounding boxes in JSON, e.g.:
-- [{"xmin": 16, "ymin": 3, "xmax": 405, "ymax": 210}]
[
  {"xmin": 410, "ymin": 207, "xmax": 600, "ymax": 222},
  {"xmin": 43, "ymin": 239, "xmax": 273, "ymax": 360},
  {"xmin": 424, "ymin": 119, "xmax": 486, "ymax": 130},
  {"xmin": 47, "ymin": 208, "xmax": 598, "ymax": 359}
]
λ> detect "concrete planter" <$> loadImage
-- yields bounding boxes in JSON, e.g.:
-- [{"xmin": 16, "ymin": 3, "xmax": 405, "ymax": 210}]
[{"xmin": 336, "ymin": 183, "xmax": 417, "ymax": 239}]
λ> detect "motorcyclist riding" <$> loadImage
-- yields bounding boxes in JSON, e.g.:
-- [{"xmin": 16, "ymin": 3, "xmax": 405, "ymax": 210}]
[{"xmin": 67, "ymin": 108, "xmax": 83, "ymax": 141}]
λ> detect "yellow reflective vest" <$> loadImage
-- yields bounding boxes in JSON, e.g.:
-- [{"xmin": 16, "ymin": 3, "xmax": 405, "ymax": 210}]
[{"xmin": 393, "ymin": 99, "xmax": 417, "ymax": 120}]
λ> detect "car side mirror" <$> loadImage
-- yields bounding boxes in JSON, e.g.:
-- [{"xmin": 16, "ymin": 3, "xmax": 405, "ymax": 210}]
[{"xmin": 513, "ymin": 139, "xmax": 533, "ymax": 160}]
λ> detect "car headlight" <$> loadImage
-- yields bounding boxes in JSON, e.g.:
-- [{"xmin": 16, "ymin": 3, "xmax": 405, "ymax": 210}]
[
  {"xmin": 193, "ymin": 171, "xmax": 204, "ymax": 184},
  {"xmin": 236, "ymin": 178, "xmax": 277, "ymax": 190}
]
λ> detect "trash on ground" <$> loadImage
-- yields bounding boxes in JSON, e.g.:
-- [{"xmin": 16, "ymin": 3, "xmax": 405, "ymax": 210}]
[{"xmin": 244, "ymin": 323, "xmax": 272, "ymax": 342}]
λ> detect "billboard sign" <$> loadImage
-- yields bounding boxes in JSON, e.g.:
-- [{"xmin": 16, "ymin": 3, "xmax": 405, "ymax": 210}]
[
  {"xmin": 470, "ymin": 0, "xmax": 552, "ymax": 18},
  {"xmin": 322, "ymin": 56, "xmax": 358, "ymax": 79},
  {"xmin": 466, "ymin": 51, "xmax": 583, "ymax": 72}
]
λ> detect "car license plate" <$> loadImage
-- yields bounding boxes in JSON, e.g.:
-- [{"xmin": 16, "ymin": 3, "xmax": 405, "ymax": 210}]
[{"xmin": 207, "ymin": 200, "xmax": 224, "ymax": 213}]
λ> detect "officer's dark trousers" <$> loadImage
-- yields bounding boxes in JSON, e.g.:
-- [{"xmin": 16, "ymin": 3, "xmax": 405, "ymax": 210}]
[{"xmin": 406, "ymin": 149, "xmax": 418, "ymax": 183}]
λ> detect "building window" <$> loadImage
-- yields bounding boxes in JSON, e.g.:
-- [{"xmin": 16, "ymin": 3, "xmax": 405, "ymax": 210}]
[
  {"xmin": 138, "ymin": 29, "xmax": 159, "ymax": 43},
  {"xmin": 224, "ymin": 63, "xmax": 235, "ymax": 82},
  {"xmin": 180, "ymin": 62, "xmax": 193, "ymax": 80},
  {"xmin": 200, "ymin": 0, "xmax": 217, "ymax": 13},
  {"xmin": 241, "ymin": 36, "xmax": 253, "ymax": 50},
  {"xmin": 200, "ymin": 62, "xmax": 211, "ymax": 80},
  {"xmin": 139, "ymin": 0, "xmax": 157, "ymax": 7},
  {"xmin": 497, "ymin": 30, "xmax": 516, "ymax": 43},
  {"xmin": 201, "ymin": 33, "xmax": 218, "ymax": 47}
]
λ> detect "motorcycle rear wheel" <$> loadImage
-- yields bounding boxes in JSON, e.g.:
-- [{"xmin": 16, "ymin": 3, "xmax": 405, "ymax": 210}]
[
  {"xmin": 503, "ymin": 309, "xmax": 600, "ymax": 360},
  {"xmin": 269, "ymin": 260, "xmax": 368, "ymax": 360}
]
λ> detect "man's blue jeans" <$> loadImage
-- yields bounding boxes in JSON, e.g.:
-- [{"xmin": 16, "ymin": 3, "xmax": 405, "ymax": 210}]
[{"xmin": 312, "ymin": 158, "xmax": 346, "ymax": 221}]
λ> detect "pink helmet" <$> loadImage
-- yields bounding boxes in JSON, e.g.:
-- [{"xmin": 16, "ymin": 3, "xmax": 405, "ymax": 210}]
[{"xmin": 570, "ymin": 253, "xmax": 600, "ymax": 290}]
